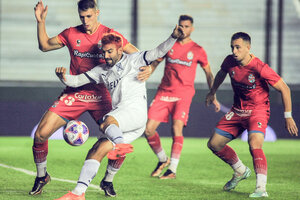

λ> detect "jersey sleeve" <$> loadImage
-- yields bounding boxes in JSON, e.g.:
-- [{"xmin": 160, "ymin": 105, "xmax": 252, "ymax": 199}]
[
  {"xmin": 197, "ymin": 47, "xmax": 209, "ymax": 67},
  {"xmin": 220, "ymin": 55, "xmax": 233, "ymax": 72},
  {"xmin": 57, "ymin": 28, "xmax": 71, "ymax": 46},
  {"xmin": 260, "ymin": 64, "xmax": 281, "ymax": 86},
  {"xmin": 85, "ymin": 65, "xmax": 105, "ymax": 84}
]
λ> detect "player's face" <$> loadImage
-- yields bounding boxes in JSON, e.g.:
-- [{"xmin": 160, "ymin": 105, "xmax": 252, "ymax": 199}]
[
  {"xmin": 78, "ymin": 8, "xmax": 99, "ymax": 34},
  {"xmin": 231, "ymin": 38, "xmax": 250, "ymax": 63},
  {"xmin": 178, "ymin": 20, "xmax": 194, "ymax": 40},
  {"xmin": 102, "ymin": 44, "xmax": 123, "ymax": 67}
]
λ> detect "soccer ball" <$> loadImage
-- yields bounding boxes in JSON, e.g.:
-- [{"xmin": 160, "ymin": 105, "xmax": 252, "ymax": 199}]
[{"xmin": 63, "ymin": 120, "xmax": 89, "ymax": 146}]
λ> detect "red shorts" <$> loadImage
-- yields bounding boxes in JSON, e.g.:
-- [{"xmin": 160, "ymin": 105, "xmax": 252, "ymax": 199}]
[
  {"xmin": 215, "ymin": 107, "xmax": 270, "ymax": 139},
  {"xmin": 148, "ymin": 94, "xmax": 192, "ymax": 125},
  {"xmin": 48, "ymin": 91, "xmax": 112, "ymax": 124}
]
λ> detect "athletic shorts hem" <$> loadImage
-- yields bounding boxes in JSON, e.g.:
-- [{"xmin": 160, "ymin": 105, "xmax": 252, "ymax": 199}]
[{"xmin": 215, "ymin": 128, "xmax": 235, "ymax": 140}]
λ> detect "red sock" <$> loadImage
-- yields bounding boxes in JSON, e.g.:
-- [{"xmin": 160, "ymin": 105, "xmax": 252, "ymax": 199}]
[
  {"xmin": 32, "ymin": 140, "xmax": 48, "ymax": 163},
  {"xmin": 171, "ymin": 136, "xmax": 184, "ymax": 159},
  {"xmin": 146, "ymin": 132, "xmax": 163, "ymax": 154},
  {"xmin": 251, "ymin": 149, "xmax": 267, "ymax": 175},
  {"xmin": 108, "ymin": 156, "xmax": 126, "ymax": 169},
  {"xmin": 214, "ymin": 145, "xmax": 239, "ymax": 165}
]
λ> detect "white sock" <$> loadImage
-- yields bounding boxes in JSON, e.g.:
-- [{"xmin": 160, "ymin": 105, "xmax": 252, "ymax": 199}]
[
  {"xmin": 157, "ymin": 150, "xmax": 168, "ymax": 162},
  {"xmin": 104, "ymin": 166, "xmax": 119, "ymax": 182},
  {"xmin": 168, "ymin": 158, "xmax": 179, "ymax": 173},
  {"xmin": 36, "ymin": 160, "xmax": 47, "ymax": 177},
  {"xmin": 105, "ymin": 124, "xmax": 124, "ymax": 144},
  {"xmin": 256, "ymin": 174, "xmax": 267, "ymax": 191},
  {"xmin": 72, "ymin": 159, "xmax": 100, "ymax": 195},
  {"xmin": 231, "ymin": 159, "xmax": 246, "ymax": 175}
]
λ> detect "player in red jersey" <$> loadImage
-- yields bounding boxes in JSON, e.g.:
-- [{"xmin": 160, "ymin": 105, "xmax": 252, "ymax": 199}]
[
  {"xmin": 30, "ymin": 0, "xmax": 153, "ymax": 196},
  {"xmin": 144, "ymin": 15, "xmax": 220, "ymax": 179},
  {"xmin": 206, "ymin": 32, "xmax": 298, "ymax": 198}
]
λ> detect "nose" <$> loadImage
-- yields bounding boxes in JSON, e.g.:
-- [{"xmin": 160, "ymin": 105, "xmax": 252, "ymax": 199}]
[{"xmin": 104, "ymin": 52, "xmax": 110, "ymax": 59}]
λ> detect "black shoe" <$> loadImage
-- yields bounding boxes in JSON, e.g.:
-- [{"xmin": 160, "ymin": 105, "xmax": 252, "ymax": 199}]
[
  {"xmin": 151, "ymin": 158, "xmax": 170, "ymax": 177},
  {"xmin": 29, "ymin": 173, "xmax": 51, "ymax": 195},
  {"xmin": 159, "ymin": 169, "xmax": 176, "ymax": 179},
  {"xmin": 100, "ymin": 179, "xmax": 116, "ymax": 197}
]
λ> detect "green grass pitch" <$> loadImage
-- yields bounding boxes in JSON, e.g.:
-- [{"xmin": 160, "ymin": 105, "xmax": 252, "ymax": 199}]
[{"xmin": 0, "ymin": 137, "xmax": 299, "ymax": 200}]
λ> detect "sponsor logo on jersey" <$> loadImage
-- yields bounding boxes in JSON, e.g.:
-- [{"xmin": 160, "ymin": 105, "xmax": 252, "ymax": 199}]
[
  {"xmin": 74, "ymin": 93, "xmax": 102, "ymax": 103},
  {"xmin": 160, "ymin": 96, "xmax": 181, "ymax": 102},
  {"xmin": 187, "ymin": 51, "xmax": 194, "ymax": 60},
  {"xmin": 248, "ymin": 73, "xmax": 255, "ymax": 83},
  {"xmin": 73, "ymin": 49, "xmax": 104, "ymax": 59},
  {"xmin": 107, "ymin": 77, "xmax": 122, "ymax": 90},
  {"xmin": 167, "ymin": 57, "xmax": 192, "ymax": 67},
  {"xmin": 232, "ymin": 79, "xmax": 256, "ymax": 89},
  {"xmin": 76, "ymin": 39, "xmax": 81, "ymax": 47}
]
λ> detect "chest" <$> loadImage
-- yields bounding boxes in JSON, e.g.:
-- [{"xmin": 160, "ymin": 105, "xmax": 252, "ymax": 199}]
[{"xmin": 229, "ymin": 67, "xmax": 259, "ymax": 86}]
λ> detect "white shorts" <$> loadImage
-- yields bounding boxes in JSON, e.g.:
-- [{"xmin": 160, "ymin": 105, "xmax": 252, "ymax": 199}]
[{"xmin": 104, "ymin": 97, "xmax": 147, "ymax": 144}]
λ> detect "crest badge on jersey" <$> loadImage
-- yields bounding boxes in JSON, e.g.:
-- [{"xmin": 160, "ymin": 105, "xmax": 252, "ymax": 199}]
[
  {"xmin": 230, "ymin": 70, "xmax": 235, "ymax": 78},
  {"xmin": 187, "ymin": 51, "xmax": 194, "ymax": 60},
  {"xmin": 76, "ymin": 39, "xmax": 81, "ymax": 47},
  {"xmin": 98, "ymin": 40, "xmax": 102, "ymax": 49},
  {"xmin": 169, "ymin": 49, "xmax": 174, "ymax": 55},
  {"xmin": 116, "ymin": 63, "xmax": 124, "ymax": 72},
  {"xmin": 248, "ymin": 73, "xmax": 255, "ymax": 83}
]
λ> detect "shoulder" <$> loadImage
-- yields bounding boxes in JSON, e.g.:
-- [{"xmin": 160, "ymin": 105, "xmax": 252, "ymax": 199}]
[{"xmin": 250, "ymin": 56, "xmax": 268, "ymax": 71}]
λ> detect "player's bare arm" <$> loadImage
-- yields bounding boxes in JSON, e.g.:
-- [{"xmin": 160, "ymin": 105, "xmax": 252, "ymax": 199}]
[
  {"xmin": 272, "ymin": 79, "xmax": 298, "ymax": 136},
  {"xmin": 137, "ymin": 59, "xmax": 162, "ymax": 82},
  {"xmin": 206, "ymin": 69, "xmax": 227, "ymax": 107},
  {"xmin": 203, "ymin": 64, "xmax": 220, "ymax": 112},
  {"xmin": 35, "ymin": 0, "xmax": 63, "ymax": 51}
]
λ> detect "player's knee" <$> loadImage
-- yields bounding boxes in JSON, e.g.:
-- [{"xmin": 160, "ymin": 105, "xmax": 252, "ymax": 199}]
[{"xmin": 34, "ymin": 127, "xmax": 49, "ymax": 143}]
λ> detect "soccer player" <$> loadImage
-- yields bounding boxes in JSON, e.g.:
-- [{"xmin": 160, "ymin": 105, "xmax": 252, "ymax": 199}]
[
  {"xmin": 53, "ymin": 25, "xmax": 184, "ymax": 200},
  {"xmin": 144, "ymin": 15, "xmax": 220, "ymax": 179},
  {"xmin": 206, "ymin": 32, "xmax": 298, "ymax": 198},
  {"xmin": 30, "ymin": 0, "xmax": 153, "ymax": 196}
]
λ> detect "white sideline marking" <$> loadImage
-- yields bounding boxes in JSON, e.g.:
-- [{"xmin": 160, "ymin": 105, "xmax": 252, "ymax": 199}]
[{"xmin": 0, "ymin": 163, "xmax": 101, "ymax": 190}]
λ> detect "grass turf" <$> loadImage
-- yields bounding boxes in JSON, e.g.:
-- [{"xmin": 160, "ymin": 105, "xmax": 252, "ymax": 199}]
[{"xmin": 0, "ymin": 137, "xmax": 299, "ymax": 200}]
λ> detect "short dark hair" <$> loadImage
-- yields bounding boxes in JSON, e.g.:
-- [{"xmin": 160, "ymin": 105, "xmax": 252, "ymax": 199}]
[
  {"xmin": 179, "ymin": 15, "xmax": 193, "ymax": 24},
  {"xmin": 102, "ymin": 33, "xmax": 123, "ymax": 49},
  {"xmin": 231, "ymin": 32, "xmax": 251, "ymax": 44},
  {"xmin": 78, "ymin": 0, "xmax": 97, "ymax": 11}
]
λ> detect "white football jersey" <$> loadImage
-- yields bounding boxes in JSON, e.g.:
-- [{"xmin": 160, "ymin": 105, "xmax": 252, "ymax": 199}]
[{"xmin": 85, "ymin": 51, "xmax": 148, "ymax": 108}]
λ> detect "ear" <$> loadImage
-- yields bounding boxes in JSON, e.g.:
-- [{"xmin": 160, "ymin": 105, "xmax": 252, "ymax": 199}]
[
  {"xmin": 117, "ymin": 47, "xmax": 123, "ymax": 55},
  {"xmin": 96, "ymin": 9, "xmax": 100, "ymax": 16}
]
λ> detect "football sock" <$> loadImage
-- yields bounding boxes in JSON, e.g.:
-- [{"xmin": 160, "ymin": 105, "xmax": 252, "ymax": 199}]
[
  {"xmin": 251, "ymin": 149, "xmax": 267, "ymax": 190},
  {"xmin": 33, "ymin": 140, "xmax": 48, "ymax": 177},
  {"xmin": 146, "ymin": 132, "xmax": 168, "ymax": 162},
  {"xmin": 169, "ymin": 136, "xmax": 184, "ymax": 173},
  {"xmin": 105, "ymin": 124, "xmax": 124, "ymax": 144},
  {"xmin": 214, "ymin": 145, "xmax": 243, "ymax": 173},
  {"xmin": 104, "ymin": 156, "xmax": 126, "ymax": 182},
  {"xmin": 36, "ymin": 161, "xmax": 47, "ymax": 178},
  {"xmin": 72, "ymin": 159, "xmax": 100, "ymax": 196}
]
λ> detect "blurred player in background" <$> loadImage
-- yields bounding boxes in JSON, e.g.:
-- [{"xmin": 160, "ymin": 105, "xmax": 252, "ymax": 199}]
[
  {"xmin": 206, "ymin": 32, "xmax": 298, "ymax": 198},
  {"xmin": 30, "ymin": 0, "xmax": 154, "ymax": 196},
  {"xmin": 54, "ymin": 26, "xmax": 184, "ymax": 200},
  {"xmin": 143, "ymin": 15, "xmax": 220, "ymax": 179}
]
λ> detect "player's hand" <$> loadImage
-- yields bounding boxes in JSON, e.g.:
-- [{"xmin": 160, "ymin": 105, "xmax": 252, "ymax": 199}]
[
  {"xmin": 171, "ymin": 25, "xmax": 185, "ymax": 39},
  {"xmin": 137, "ymin": 65, "xmax": 153, "ymax": 82},
  {"xmin": 212, "ymin": 99, "xmax": 221, "ymax": 112},
  {"xmin": 205, "ymin": 91, "xmax": 215, "ymax": 107},
  {"xmin": 285, "ymin": 118, "xmax": 298, "ymax": 136},
  {"xmin": 34, "ymin": 0, "xmax": 48, "ymax": 23},
  {"xmin": 55, "ymin": 67, "xmax": 67, "ymax": 81}
]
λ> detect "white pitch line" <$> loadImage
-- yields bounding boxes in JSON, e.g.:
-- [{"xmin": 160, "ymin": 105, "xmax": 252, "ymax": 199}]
[{"xmin": 0, "ymin": 163, "xmax": 101, "ymax": 190}]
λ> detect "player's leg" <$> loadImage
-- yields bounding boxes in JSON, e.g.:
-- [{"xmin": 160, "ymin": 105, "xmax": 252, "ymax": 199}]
[
  {"xmin": 56, "ymin": 138, "xmax": 113, "ymax": 199},
  {"xmin": 247, "ymin": 113, "xmax": 269, "ymax": 197},
  {"xmin": 208, "ymin": 132, "xmax": 251, "ymax": 191},
  {"xmin": 145, "ymin": 97, "xmax": 171, "ymax": 177},
  {"xmin": 160, "ymin": 119, "xmax": 184, "ymax": 179},
  {"xmin": 30, "ymin": 110, "xmax": 66, "ymax": 195}
]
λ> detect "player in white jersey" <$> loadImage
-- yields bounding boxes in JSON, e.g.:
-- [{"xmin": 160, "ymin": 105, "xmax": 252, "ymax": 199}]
[{"xmin": 54, "ymin": 25, "xmax": 184, "ymax": 200}]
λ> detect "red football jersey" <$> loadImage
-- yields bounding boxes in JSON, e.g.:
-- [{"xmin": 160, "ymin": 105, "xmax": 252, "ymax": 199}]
[
  {"xmin": 158, "ymin": 40, "xmax": 208, "ymax": 98},
  {"xmin": 221, "ymin": 55, "xmax": 281, "ymax": 110},
  {"xmin": 58, "ymin": 24, "xmax": 129, "ymax": 92}
]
